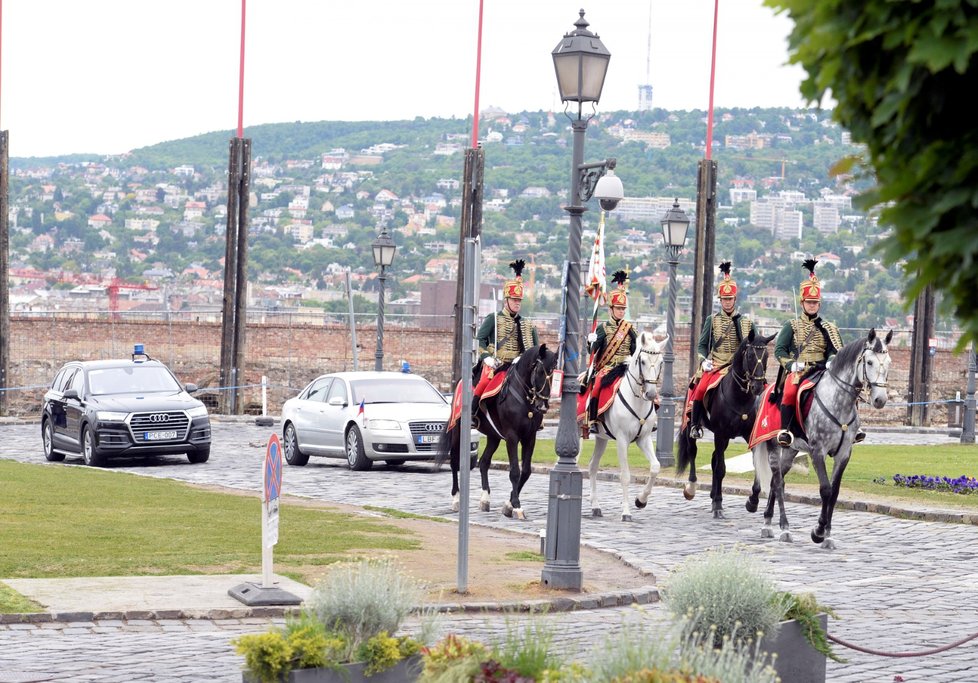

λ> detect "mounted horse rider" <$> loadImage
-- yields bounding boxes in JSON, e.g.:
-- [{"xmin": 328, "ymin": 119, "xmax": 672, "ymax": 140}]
[
  {"xmin": 472, "ymin": 259, "xmax": 539, "ymax": 424},
  {"xmin": 581, "ymin": 270, "xmax": 637, "ymax": 437},
  {"xmin": 774, "ymin": 258, "xmax": 865, "ymax": 447},
  {"xmin": 687, "ymin": 262, "xmax": 755, "ymax": 439}
]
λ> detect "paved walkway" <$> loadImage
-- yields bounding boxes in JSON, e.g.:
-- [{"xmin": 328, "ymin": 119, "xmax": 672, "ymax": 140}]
[{"xmin": 1, "ymin": 419, "xmax": 977, "ymax": 682}]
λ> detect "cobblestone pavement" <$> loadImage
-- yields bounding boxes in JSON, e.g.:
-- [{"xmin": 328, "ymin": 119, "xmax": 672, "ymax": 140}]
[{"xmin": 2, "ymin": 419, "xmax": 977, "ymax": 682}]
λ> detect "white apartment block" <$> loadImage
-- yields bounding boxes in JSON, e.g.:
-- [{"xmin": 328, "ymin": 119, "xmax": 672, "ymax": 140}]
[
  {"xmin": 750, "ymin": 200, "xmax": 803, "ymax": 240},
  {"xmin": 729, "ymin": 188, "xmax": 757, "ymax": 204},
  {"xmin": 813, "ymin": 201, "xmax": 841, "ymax": 234},
  {"xmin": 615, "ymin": 197, "xmax": 696, "ymax": 224}
]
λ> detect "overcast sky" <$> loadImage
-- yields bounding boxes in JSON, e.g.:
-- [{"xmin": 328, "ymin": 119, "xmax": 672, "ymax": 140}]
[{"xmin": 1, "ymin": 0, "xmax": 812, "ymax": 158}]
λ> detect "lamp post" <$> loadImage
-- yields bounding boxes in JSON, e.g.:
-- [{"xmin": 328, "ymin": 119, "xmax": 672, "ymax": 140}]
[
  {"xmin": 654, "ymin": 200, "xmax": 691, "ymax": 466},
  {"xmin": 372, "ymin": 226, "xmax": 396, "ymax": 371},
  {"xmin": 543, "ymin": 10, "xmax": 623, "ymax": 591},
  {"xmin": 962, "ymin": 341, "xmax": 976, "ymax": 444}
]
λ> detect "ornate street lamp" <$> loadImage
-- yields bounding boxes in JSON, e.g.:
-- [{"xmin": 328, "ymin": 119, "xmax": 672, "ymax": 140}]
[
  {"xmin": 655, "ymin": 200, "xmax": 691, "ymax": 465},
  {"xmin": 372, "ymin": 226, "xmax": 396, "ymax": 371},
  {"xmin": 542, "ymin": 10, "xmax": 623, "ymax": 592}
]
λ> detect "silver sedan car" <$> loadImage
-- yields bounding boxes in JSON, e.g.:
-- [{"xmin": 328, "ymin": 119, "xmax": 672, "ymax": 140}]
[{"xmin": 281, "ymin": 371, "xmax": 479, "ymax": 470}]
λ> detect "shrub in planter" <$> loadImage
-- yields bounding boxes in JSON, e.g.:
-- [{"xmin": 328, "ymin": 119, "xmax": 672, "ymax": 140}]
[
  {"xmin": 234, "ymin": 559, "xmax": 425, "ymax": 682},
  {"xmin": 662, "ymin": 547, "xmax": 788, "ymax": 649}
]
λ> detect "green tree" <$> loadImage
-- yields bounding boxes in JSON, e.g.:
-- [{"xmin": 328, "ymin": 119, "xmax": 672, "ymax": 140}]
[{"xmin": 770, "ymin": 0, "xmax": 978, "ymax": 344}]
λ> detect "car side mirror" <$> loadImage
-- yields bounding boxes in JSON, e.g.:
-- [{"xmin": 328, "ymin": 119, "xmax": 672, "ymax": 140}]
[
  {"xmin": 184, "ymin": 383, "xmax": 198, "ymax": 393},
  {"xmin": 328, "ymin": 396, "xmax": 346, "ymax": 407},
  {"xmin": 63, "ymin": 389, "xmax": 80, "ymax": 400}
]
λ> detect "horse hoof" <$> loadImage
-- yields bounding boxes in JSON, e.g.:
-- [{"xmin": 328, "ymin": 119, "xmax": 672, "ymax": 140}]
[
  {"xmin": 779, "ymin": 531, "xmax": 793, "ymax": 543},
  {"xmin": 502, "ymin": 502, "xmax": 513, "ymax": 518},
  {"xmin": 514, "ymin": 508, "xmax": 527, "ymax": 521},
  {"xmin": 820, "ymin": 538, "xmax": 837, "ymax": 550},
  {"xmin": 634, "ymin": 497, "xmax": 647, "ymax": 510},
  {"xmin": 591, "ymin": 508, "xmax": 603, "ymax": 518},
  {"xmin": 811, "ymin": 528, "xmax": 825, "ymax": 544},
  {"xmin": 683, "ymin": 483, "xmax": 696, "ymax": 500},
  {"xmin": 479, "ymin": 500, "xmax": 490, "ymax": 512},
  {"xmin": 712, "ymin": 509, "xmax": 725, "ymax": 520},
  {"xmin": 745, "ymin": 498, "xmax": 758, "ymax": 513},
  {"xmin": 761, "ymin": 527, "xmax": 774, "ymax": 539},
  {"xmin": 451, "ymin": 501, "xmax": 460, "ymax": 513}
]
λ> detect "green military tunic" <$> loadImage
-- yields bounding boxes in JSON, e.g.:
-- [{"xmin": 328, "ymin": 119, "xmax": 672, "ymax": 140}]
[
  {"xmin": 590, "ymin": 318, "xmax": 637, "ymax": 370},
  {"xmin": 697, "ymin": 310, "xmax": 754, "ymax": 367},
  {"xmin": 774, "ymin": 314, "xmax": 844, "ymax": 371},
  {"xmin": 476, "ymin": 308, "xmax": 539, "ymax": 363}
]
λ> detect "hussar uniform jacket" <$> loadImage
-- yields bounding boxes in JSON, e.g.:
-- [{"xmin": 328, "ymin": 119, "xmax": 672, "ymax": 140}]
[
  {"xmin": 590, "ymin": 318, "xmax": 637, "ymax": 371},
  {"xmin": 477, "ymin": 309, "xmax": 539, "ymax": 364},
  {"xmin": 775, "ymin": 314, "xmax": 843, "ymax": 371},
  {"xmin": 697, "ymin": 311, "xmax": 754, "ymax": 368}
]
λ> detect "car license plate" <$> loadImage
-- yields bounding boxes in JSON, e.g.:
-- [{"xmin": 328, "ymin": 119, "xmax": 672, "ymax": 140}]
[
  {"xmin": 144, "ymin": 430, "xmax": 178, "ymax": 441},
  {"xmin": 417, "ymin": 434, "xmax": 439, "ymax": 444}
]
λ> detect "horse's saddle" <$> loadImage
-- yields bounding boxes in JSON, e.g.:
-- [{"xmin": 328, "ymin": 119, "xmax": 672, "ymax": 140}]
[
  {"xmin": 576, "ymin": 376, "xmax": 623, "ymax": 423},
  {"xmin": 447, "ymin": 369, "xmax": 510, "ymax": 430}
]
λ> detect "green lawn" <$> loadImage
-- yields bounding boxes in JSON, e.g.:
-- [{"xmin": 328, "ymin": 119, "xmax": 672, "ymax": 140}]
[
  {"xmin": 510, "ymin": 440, "xmax": 978, "ymax": 510},
  {"xmin": 0, "ymin": 460, "xmax": 420, "ymax": 586}
]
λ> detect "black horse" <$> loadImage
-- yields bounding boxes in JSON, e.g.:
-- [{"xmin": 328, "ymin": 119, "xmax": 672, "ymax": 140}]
[
  {"xmin": 676, "ymin": 329, "xmax": 775, "ymax": 518},
  {"xmin": 438, "ymin": 344, "xmax": 558, "ymax": 520}
]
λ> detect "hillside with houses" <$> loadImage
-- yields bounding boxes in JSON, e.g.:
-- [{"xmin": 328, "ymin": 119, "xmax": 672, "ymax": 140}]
[{"xmin": 4, "ymin": 106, "xmax": 935, "ymax": 336}]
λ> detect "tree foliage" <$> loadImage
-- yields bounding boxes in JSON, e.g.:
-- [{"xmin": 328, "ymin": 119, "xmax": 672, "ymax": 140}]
[{"xmin": 770, "ymin": 0, "xmax": 978, "ymax": 345}]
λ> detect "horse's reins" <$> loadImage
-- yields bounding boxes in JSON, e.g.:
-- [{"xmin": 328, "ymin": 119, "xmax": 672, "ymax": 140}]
[
  {"xmin": 731, "ymin": 343, "xmax": 767, "ymax": 395},
  {"xmin": 812, "ymin": 345, "xmax": 889, "ymax": 451},
  {"xmin": 616, "ymin": 348, "xmax": 661, "ymax": 425},
  {"xmin": 502, "ymin": 357, "xmax": 553, "ymax": 413}
]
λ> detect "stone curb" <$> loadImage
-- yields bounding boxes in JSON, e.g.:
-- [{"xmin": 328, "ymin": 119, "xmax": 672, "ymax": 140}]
[
  {"xmin": 509, "ymin": 463, "xmax": 978, "ymax": 527},
  {"xmin": 0, "ymin": 587, "xmax": 661, "ymax": 624}
]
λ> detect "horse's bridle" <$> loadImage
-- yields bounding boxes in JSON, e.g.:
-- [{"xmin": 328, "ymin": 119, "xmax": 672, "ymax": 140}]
[
  {"xmin": 828, "ymin": 344, "xmax": 890, "ymax": 405},
  {"xmin": 507, "ymin": 356, "xmax": 554, "ymax": 414},
  {"xmin": 732, "ymin": 342, "xmax": 768, "ymax": 395},
  {"xmin": 626, "ymin": 347, "xmax": 662, "ymax": 399}
]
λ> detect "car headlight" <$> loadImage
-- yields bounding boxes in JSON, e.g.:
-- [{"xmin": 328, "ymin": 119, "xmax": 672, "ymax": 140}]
[
  {"xmin": 187, "ymin": 406, "xmax": 209, "ymax": 418},
  {"xmin": 366, "ymin": 419, "xmax": 400, "ymax": 431},
  {"xmin": 96, "ymin": 411, "xmax": 129, "ymax": 422}
]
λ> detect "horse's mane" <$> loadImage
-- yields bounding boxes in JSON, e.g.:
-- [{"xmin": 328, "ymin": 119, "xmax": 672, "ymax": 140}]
[{"xmin": 832, "ymin": 334, "xmax": 866, "ymax": 371}]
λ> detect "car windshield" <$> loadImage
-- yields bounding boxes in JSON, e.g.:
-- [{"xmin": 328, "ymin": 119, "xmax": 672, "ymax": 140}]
[
  {"xmin": 87, "ymin": 366, "xmax": 182, "ymax": 396},
  {"xmin": 351, "ymin": 378, "xmax": 445, "ymax": 405}
]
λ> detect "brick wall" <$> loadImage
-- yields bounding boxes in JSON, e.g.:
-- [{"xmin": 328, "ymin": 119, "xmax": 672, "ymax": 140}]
[{"xmin": 5, "ymin": 315, "xmax": 973, "ymax": 427}]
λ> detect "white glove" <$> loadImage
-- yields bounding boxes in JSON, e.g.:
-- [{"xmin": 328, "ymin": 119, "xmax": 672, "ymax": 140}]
[
  {"xmin": 701, "ymin": 359, "xmax": 714, "ymax": 372},
  {"xmin": 826, "ymin": 359, "xmax": 833, "ymax": 370},
  {"xmin": 483, "ymin": 357, "xmax": 498, "ymax": 369},
  {"xmin": 587, "ymin": 332, "xmax": 598, "ymax": 344},
  {"xmin": 791, "ymin": 362, "xmax": 803, "ymax": 372}
]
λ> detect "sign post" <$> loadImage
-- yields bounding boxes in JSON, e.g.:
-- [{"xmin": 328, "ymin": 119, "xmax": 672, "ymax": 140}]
[{"xmin": 228, "ymin": 433, "xmax": 301, "ymax": 606}]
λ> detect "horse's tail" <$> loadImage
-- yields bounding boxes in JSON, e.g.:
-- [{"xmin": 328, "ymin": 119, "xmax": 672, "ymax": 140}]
[
  {"xmin": 676, "ymin": 423, "xmax": 695, "ymax": 476},
  {"xmin": 435, "ymin": 420, "xmax": 461, "ymax": 469},
  {"xmin": 752, "ymin": 442, "xmax": 773, "ymax": 496}
]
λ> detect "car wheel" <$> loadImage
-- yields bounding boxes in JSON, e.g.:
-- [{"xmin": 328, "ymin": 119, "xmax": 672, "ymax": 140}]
[
  {"xmin": 283, "ymin": 423, "xmax": 309, "ymax": 466},
  {"xmin": 42, "ymin": 419, "xmax": 65, "ymax": 462},
  {"xmin": 345, "ymin": 425, "xmax": 372, "ymax": 471},
  {"xmin": 81, "ymin": 425, "xmax": 106, "ymax": 467},
  {"xmin": 187, "ymin": 447, "xmax": 210, "ymax": 464}
]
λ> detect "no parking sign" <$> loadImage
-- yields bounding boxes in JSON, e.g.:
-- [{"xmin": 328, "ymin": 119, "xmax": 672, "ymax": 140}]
[{"xmin": 263, "ymin": 434, "xmax": 282, "ymax": 547}]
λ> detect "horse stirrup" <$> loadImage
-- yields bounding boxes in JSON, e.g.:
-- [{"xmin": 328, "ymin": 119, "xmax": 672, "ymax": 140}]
[
  {"xmin": 776, "ymin": 430, "xmax": 793, "ymax": 447},
  {"xmin": 690, "ymin": 425, "xmax": 703, "ymax": 439},
  {"xmin": 853, "ymin": 429, "xmax": 866, "ymax": 444}
]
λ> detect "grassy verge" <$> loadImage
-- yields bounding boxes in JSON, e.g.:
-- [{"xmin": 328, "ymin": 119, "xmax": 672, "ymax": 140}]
[
  {"xmin": 0, "ymin": 460, "xmax": 421, "ymax": 597},
  {"xmin": 504, "ymin": 440, "xmax": 978, "ymax": 510}
]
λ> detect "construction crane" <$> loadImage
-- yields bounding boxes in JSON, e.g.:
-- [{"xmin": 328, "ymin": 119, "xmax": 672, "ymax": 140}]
[
  {"xmin": 105, "ymin": 277, "xmax": 158, "ymax": 319},
  {"xmin": 726, "ymin": 155, "xmax": 796, "ymax": 180}
]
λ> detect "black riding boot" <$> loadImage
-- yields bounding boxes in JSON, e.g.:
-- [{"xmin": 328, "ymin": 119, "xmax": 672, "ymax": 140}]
[
  {"xmin": 471, "ymin": 396, "xmax": 482, "ymax": 427},
  {"xmin": 776, "ymin": 405, "xmax": 795, "ymax": 447},
  {"xmin": 689, "ymin": 401, "xmax": 705, "ymax": 439}
]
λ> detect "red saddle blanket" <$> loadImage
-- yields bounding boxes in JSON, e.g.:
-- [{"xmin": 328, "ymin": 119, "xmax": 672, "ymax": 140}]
[
  {"xmin": 448, "ymin": 369, "xmax": 508, "ymax": 430},
  {"xmin": 748, "ymin": 380, "xmax": 817, "ymax": 449},
  {"xmin": 679, "ymin": 371, "xmax": 726, "ymax": 431},
  {"xmin": 576, "ymin": 377, "xmax": 624, "ymax": 423}
]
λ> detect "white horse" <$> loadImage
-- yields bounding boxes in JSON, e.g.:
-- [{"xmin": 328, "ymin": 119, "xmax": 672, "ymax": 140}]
[
  {"xmin": 587, "ymin": 331, "xmax": 666, "ymax": 521},
  {"xmin": 751, "ymin": 328, "xmax": 892, "ymax": 548}
]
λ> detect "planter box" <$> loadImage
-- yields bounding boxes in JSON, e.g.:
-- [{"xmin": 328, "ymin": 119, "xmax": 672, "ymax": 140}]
[
  {"xmin": 759, "ymin": 614, "xmax": 827, "ymax": 683},
  {"xmin": 244, "ymin": 655, "xmax": 421, "ymax": 683}
]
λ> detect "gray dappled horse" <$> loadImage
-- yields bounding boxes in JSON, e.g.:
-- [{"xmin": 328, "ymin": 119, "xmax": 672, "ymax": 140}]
[
  {"xmin": 749, "ymin": 328, "xmax": 892, "ymax": 548},
  {"xmin": 587, "ymin": 331, "xmax": 666, "ymax": 521},
  {"xmin": 438, "ymin": 344, "xmax": 558, "ymax": 521},
  {"xmin": 676, "ymin": 329, "xmax": 775, "ymax": 519}
]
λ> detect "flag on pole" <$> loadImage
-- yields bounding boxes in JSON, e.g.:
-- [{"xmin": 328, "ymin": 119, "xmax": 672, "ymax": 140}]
[
  {"xmin": 357, "ymin": 400, "xmax": 365, "ymax": 419},
  {"xmin": 585, "ymin": 211, "xmax": 607, "ymax": 301}
]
